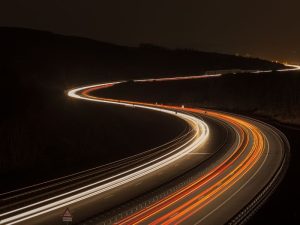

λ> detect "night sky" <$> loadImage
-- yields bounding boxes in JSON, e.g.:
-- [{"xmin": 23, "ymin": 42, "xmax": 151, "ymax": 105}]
[{"xmin": 1, "ymin": 0, "xmax": 299, "ymax": 63}]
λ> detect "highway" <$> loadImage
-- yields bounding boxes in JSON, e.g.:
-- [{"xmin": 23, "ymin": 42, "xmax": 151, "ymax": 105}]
[{"xmin": 0, "ymin": 65, "xmax": 298, "ymax": 225}]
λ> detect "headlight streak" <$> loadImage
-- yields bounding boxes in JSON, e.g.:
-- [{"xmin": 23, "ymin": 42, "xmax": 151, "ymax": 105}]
[
  {"xmin": 65, "ymin": 65, "xmax": 296, "ymax": 224},
  {"xmin": 106, "ymin": 62, "xmax": 298, "ymax": 223},
  {"xmin": 1, "ymin": 83, "xmax": 210, "ymax": 224},
  {"xmin": 133, "ymin": 64, "xmax": 300, "ymax": 83},
  {"xmin": 278, "ymin": 64, "xmax": 300, "ymax": 72},
  {"xmin": 68, "ymin": 85, "xmax": 269, "ymax": 224},
  {"xmin": 1, "ymin": 64, "xmax": 296, "ymax": 225},
  {"xmin": 1, "ymin": 123, "xmax": 192, "ymax": 200}
]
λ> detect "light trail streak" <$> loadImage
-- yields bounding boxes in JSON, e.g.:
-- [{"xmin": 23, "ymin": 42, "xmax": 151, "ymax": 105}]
[
  {"xmin": 69, "ymin": 84, "xmax": 271, "ymax": 224},
  {"xmin": 1, "ymin": 63, "xmax": 294, "ymax": 224},
  {"xmin": 133, "ymin": 63, "xmax": 300, "ymax": 83},
  {"xmin": 0, "ymin": 84, "xmax": 209, "ymax": 224},
  {"xmin": 150, "ymin": 119, "xmax": 264, "ymax": 224},
  {"xmin": 71, "ymin": 63, "xmax": 296, "ymax": 224},
  {"xmin": 134, "ymin": 74, "xmax": 222, "ymax": 82},
  {"xmin": 278, "ymin": 63, "xmax": 300, "ymax": 72},
  {"xmin": 115, "ymin": 110, "xmax": 265, "ymax": 224},
  {"xmin": 0, "ymin": 126, "xmax": 192, "ymax": 202}
]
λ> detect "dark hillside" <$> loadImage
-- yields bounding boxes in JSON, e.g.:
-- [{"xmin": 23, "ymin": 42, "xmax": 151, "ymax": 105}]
[
  {"xmin": 92, "ymin": 72, "xmax": 300, "ymax": 224},
  {"xmin": 0, "ymin": 98, "xmax": 186, "ymax": 192},
  {"xmin": 1, "ymin": 27, "xmax": 285, "ymax": 88},
  {"xmin": 0, "ymin": 27, "xmax": 286, "ymax": 191},
  {"xmin": 95, "ymin": 71, "xmax": 300, "ymax": 125}
]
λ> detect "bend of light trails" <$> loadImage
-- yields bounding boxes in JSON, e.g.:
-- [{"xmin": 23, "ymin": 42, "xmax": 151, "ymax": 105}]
[
  {"xmin": 74, "ymin": 64, "xmax": 296, "ymax": 224},
  {"xmin": 1, "ymin": 64, "xmax": 297, "ymax": 225},
  {"xmin": 76, "ymin": 86, "xmax": 268, "ymax": 225},
  {"xmin": 115, "ymin": 111, "xmax": 264, "ymax": 224},
  {"xmin": 0, "ymin": 85, "xmax": 209, "ymax": 225}
]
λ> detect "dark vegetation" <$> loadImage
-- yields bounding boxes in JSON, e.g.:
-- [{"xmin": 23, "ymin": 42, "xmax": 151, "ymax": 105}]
[
  {"xmin": 95, "ymin": 71, "xmax": 300, "ymax": 125},
  {"xmin": 0, "ymin": 27, "xmax": 286, "ymax": 192},
  {"xmin": 0, "ymin": 93, "xmax": 187, "ymax": 192}
]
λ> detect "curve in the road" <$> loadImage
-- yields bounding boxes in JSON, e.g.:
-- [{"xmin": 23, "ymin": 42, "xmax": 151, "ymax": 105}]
[
  {"xmin": 1, "ymin": 64, "xmax": 298, "ymax": 225},
  {"xmin": 69, "ymin": 80, "xmax": 289, "ymax": 224}
]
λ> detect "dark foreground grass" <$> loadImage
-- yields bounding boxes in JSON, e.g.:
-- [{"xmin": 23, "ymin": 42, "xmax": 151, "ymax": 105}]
[{"xmin": 0, "ymin": 96, "xmax": 186, "ymax": 192}]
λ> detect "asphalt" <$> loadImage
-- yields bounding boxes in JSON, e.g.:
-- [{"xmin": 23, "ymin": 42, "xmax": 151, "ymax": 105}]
[{"xmin": 1, "ymin": 66, "xmax": 296, "ymax": 224}]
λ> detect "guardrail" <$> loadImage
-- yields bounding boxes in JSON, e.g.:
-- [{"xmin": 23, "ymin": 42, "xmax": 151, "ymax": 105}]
[{"xmin": 228, "ymin": 126, "xmax": 290, "ymax": 225}]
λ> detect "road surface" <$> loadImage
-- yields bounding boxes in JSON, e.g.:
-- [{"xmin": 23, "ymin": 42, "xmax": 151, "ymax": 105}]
[{"xmin": 1, "ymin": 65, "xmax": 298, "ymax": 225}]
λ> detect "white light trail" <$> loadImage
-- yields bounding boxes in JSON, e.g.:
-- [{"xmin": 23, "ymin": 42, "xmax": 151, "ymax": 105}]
[
  {"xmin": 134, "ymin": 63, "xmax": 300, "ymax": 83},
  {"xmin": 278, "ymin": 64, "xmax": 300, "ymax": 72},
  {"xmin": 1, "ymin": 82, "xmax": 210, "ymax": 225},
  {"xmin": 3, "ymin": 62, "xmax": 298, "ymax": 224}
]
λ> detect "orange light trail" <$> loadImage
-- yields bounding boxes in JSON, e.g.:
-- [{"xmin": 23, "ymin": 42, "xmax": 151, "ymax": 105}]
[
  {"xmin": 79, "ymin": 84, "xmax": 266, "ymax": 225},
  {"xmin": 1, "ymin": 65, "xmax": 292, "ymax": 225}
]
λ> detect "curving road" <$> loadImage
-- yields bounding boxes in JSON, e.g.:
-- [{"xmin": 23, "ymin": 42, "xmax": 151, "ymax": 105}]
[{"xmin": 0, "ymin": 65, "xmax": 298, "ymax": 225}]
